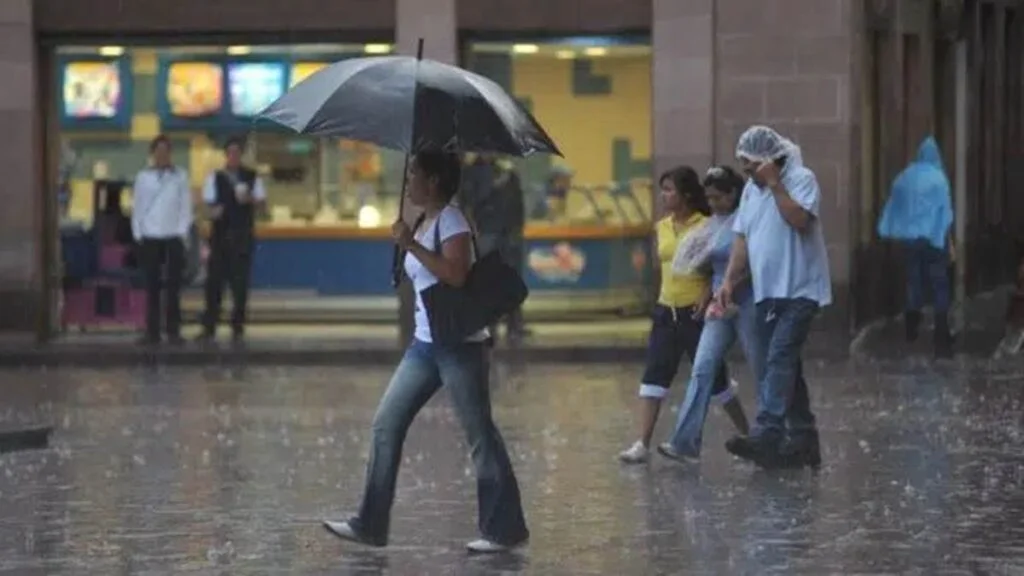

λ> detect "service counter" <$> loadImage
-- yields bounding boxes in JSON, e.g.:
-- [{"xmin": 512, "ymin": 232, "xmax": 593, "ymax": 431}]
[{"xmin": 183, "ymin": 223, "xmax": 653, "ymax": 321}]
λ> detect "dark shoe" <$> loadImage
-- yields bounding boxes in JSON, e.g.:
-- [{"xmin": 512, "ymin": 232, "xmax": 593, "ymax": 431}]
[
  {"xmin": 166, "ymin": 334, "xmax": 186, "ymax": 347},
  {"xmin": 231, "ymin": 331, "xmax": 245, "ymax": 347},
  {"xmin": 725, "ymin": 434, "xmax": 781, "ymax": 468},
  {"xmin": 136, "ymin": 334, "xmax": 160, "ymax": 346},
  {"xmin": 905, "ymin": 310, "xmax": 922, "ymax": 342},
  {"xmin": 934, "ymin": 314, "xmax": 954, "ymax": 359},
  {"xmin": 776, "ymin": 432, "xmax": 822, "ymax": 469}
]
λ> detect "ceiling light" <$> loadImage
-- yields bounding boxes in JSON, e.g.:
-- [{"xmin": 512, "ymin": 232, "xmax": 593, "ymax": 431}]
[
  {"xmin": 363, "ymin": 44, "xmax": 392, "ymax": 54},
  {"xmin": 512, "ymin": 44, "xmax": 539, "ymax": 54},
  {"xmin": 98, "ymin": 46, "xmax": 124, "ymax": 57},
  {"xmin": 555, "ymin": 50, "xmax": 575, "ymax": 60},
  {"xmin": 227, "ymin": 45, "xmax": 252, "ymax": 55},
  {"xmin": 583, "ymin": 47, "xmax": 607, "ymax": 57}
]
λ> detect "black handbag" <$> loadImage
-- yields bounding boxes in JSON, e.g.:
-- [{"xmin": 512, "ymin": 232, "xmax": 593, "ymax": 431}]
[{"xmin": 416, "ymin": 214, "xmax": 529, "ymax": 345}]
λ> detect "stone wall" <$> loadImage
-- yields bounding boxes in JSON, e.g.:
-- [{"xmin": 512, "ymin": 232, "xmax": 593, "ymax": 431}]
[
  {"xmin": 0, "ymin": 0, "xmax": 41, "ymax": 336},
  {"xmin": 651, "ymin": 0, "xmax": 715, "ymax": 187}
]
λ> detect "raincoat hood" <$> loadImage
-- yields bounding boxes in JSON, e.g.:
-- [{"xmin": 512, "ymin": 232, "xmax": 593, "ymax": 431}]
[
  {"xmin": 876, "ymin": 136, "xmax": 953, "ymax": 249},
  {"xmin": 915, "ymin": 136, "xmax": 943, "ymax": 169}
]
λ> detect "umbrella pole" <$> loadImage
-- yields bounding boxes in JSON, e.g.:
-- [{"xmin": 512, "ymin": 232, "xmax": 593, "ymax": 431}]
[{"xmin": 391, "ymin": 37, "xmax": 426, "ymax": 288}]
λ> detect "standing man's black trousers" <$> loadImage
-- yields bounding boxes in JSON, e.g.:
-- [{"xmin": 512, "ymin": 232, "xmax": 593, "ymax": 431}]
[
  {"xmin": 139, "ymin": 237, "xmax": 184, "ymax": 341},
  {"xmin": 202, "ymin": 236, "xmax": 253, "ymax": 336}
]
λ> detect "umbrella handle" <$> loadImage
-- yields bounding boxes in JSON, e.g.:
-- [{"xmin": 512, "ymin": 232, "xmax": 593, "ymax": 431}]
[
  {"xmin": 391, "ymin": 38, "xmax": 426, "ymax": 289},
  {"xmin": 390, "ymin": 153, "xmax": 411, "ymax": 288}
]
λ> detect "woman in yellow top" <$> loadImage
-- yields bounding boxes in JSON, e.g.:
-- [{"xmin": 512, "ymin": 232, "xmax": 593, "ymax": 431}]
[{"xmin": 619, "ymin": 165, "xmax": 749, "ymax": 464}]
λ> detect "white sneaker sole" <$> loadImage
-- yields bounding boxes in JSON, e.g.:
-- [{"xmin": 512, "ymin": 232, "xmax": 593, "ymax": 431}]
[
  {"xmin": 467, "ymin": 539, "xmax": 524, "ymax": 554},
  {"xmin": 618, "ymin": 452, "xmax": 650, "ymax": 464}
]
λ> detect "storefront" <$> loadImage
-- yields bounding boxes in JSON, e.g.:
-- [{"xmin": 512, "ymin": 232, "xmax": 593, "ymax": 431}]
[
  {"xmin": 52, "ymin": 35, "xmax": 654, "ymax": 325},
  {"xmin": 1, "ymin": 0, "xmax": 868, "ymax": 339}
]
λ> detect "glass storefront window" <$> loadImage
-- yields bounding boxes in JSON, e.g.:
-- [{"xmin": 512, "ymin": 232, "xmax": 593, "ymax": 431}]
[
  {"xmin": 55, "ymin": 43, "xmax": 405, "ymax": 230},
  {"xmin": 463, "ymin": 36, "xmax": 654, "ymax": 227}
]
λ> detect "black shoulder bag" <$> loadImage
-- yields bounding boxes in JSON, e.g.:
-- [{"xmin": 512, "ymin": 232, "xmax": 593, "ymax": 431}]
[{"xmin": 418, "ymin": 212, "xmax": 529, "ymax": 346}]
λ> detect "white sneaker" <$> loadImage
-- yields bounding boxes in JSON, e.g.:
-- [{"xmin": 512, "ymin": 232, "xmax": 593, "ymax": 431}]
[
  {"xmin": 657, "ymin": 442, "xmax": 700, "ymax": 464},
  {"xmin": 323, "ymin": 519, "xmax": 385, "ymax": 548},
  {"xmin": 467, "ymin": 538, "xmax": 517, "ymax": 553},
  {"xmin": 323, "ymin": 520, "xmax": 359, "ymax": 542},
  {"xmin": 618, "ymin": 440, "xmax": 650, "ymax": 464}
]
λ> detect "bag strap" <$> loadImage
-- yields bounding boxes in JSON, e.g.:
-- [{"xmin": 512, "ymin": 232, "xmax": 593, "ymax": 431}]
[
  {"xmin": 397, "ymin": 213, "xmax": 429, "ymax": 284},
  {"xmin": 432, "ymin": 209, "xmax": 480, "ymax": 259}
]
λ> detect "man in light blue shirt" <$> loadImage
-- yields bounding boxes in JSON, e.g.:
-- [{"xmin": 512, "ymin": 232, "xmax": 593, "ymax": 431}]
[{"xmin": 718, "ymin": 125, "xmax": 832, "ymax": 469}]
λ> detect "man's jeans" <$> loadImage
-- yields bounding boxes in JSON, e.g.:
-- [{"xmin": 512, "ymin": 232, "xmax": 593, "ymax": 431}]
[
  {"xmin": 751, "ymin": 298, "xmax": 819, "ymax": 441},
  {"xmin": 668, "ymin": 299, "xmax": 764, "ymax": 457},
  {"xmin": 903, "ymin": 238, "xmax": 951, "ymax": 315},
  {"xmin": 349, "ymin": 339, "xmax": 529, "ymax": 546}
]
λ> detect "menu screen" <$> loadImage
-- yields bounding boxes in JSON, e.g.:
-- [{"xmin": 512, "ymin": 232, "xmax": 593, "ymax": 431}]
[
  {"xmin": 290, "ymin": 62, "xmax": 327, "ymax": 87},
  {"xmin": 63, "ymin": 61, "xmax": 122, "ymax": 119},
  {"xmin": 228, "ymin": 62, "xmax": 286, "ymax": 117},
  {"xmin": 166, "ymin": 62, "xmax": 223, "ymax": 117}
]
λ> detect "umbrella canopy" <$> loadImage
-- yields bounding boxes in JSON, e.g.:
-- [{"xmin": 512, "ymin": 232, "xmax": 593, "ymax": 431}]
[{"xmin": 259, "ymin": 56, "xmax": 562, "ymax": 158}]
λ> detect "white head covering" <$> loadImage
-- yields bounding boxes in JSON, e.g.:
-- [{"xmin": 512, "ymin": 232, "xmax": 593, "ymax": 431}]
[{"xmin": 735, "ymin": 125, "xmax": 804, "ymax": 169}]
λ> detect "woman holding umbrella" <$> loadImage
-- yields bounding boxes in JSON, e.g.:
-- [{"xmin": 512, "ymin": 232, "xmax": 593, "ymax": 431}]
[
  {"xmin": 260, "ymin": 45, "xmax": 560, "ymax": 553},
  {"xmin": 322, "ymin": 151, "xmax": 530, "ymax": 553}
]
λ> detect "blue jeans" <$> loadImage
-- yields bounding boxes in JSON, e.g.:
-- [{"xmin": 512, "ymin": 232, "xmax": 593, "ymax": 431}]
[
  {"xmin": 904, "ymin": 238, "xmax": 951, "ymax": 315},
  {"xmin": 349, "ymin": 339, "xmax": 529, "ymax": 546},
  {"xmin": 751, "ymin": 298, "xmax": 819, "ymax": 440},
  {"xmin": 668, "ymin": 299, "xmax": 764, "ymax": 457}
]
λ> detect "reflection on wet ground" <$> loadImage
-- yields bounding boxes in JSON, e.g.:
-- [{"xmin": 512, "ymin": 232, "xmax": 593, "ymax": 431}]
[{"xmin": 1, "ymin": 358, "xmax": 1023, "ymax": 574}]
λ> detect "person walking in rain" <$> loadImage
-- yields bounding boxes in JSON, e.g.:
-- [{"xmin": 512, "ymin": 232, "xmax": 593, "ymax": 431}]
[
  {"xmin": 658, "ymin": 165, "xmax": 755, "ymax": 463},
  {"xmin": 619, "ymin": 166, "xmax": 748, "ymax": 464},
  {"xmin": 876, "ymin": 136, "xmax": 955, "ymax": 358},
  {"xmin": 718, "ymin": 126, "xmax": 832, "ymax": 469},
  {"xmin": 322, "ymin": 151, "xmax": 529, "ymax": 554}
]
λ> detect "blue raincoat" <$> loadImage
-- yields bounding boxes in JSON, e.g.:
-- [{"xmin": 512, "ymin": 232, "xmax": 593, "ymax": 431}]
[{"xmin": 877, "ymin": 136, "xmax": 953, "ymax": 250}]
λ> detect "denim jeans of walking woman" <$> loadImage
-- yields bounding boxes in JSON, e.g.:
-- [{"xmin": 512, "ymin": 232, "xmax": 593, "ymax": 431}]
[
  {"xmin": 344, "ymin": 340, "xmax": 529, "ymax": 548},
  {"xmin": 666, "ymin": 299, "xmax": 764, "ymax": 458}
]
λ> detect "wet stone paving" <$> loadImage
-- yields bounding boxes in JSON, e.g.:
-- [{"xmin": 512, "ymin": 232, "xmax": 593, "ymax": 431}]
[{"xmin": 1, "ymin": 357, "xmax": 1023, "ymax": 575}]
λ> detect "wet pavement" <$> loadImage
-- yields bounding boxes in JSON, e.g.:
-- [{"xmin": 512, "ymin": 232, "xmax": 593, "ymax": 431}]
[{"xmin": 1, "ymin": 358, "xmax": 1023, "ymax": 575}]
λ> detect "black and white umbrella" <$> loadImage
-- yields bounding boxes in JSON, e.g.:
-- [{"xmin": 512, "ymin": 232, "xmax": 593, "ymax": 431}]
[
  {"xmin": 258, "ymin": 40, "xmax": 562, "ymax": 285},
  {"xmin": 259, "ymin": 52, "xmax": 561, "ymax": 157}
]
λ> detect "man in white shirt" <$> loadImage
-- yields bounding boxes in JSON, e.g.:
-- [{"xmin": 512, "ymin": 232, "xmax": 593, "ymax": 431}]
[
  {"xmin": 132, "ymin": 135, "xmax": 194, "ymax": 345},
  {"xmin": 196, "ymin": 137, "xmax": 266, "ymax": 343}
]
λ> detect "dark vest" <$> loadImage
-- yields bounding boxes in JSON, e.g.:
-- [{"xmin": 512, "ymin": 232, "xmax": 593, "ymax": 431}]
[{"xmin": 211, "ymin": 167, "xmax": 257, "ymax": 243}]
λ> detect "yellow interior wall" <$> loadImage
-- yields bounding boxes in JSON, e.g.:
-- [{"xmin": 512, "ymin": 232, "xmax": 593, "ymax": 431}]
[{"xmin": 511, "ymin": 55, "xmax": 651, "ymax": 187}]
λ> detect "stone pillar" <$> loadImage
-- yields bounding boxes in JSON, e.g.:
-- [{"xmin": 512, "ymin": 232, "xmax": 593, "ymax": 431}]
[
  {"xmin": 0, "ymin": 0, "xmax": 42, "ymax": 340},
  {"xmin": 651, "ymin": 0, "xmax": 715, "ymax": 198},
  {"xmin": 394, "ymin": 0, "xmax": 457, "ymax": 345}
]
